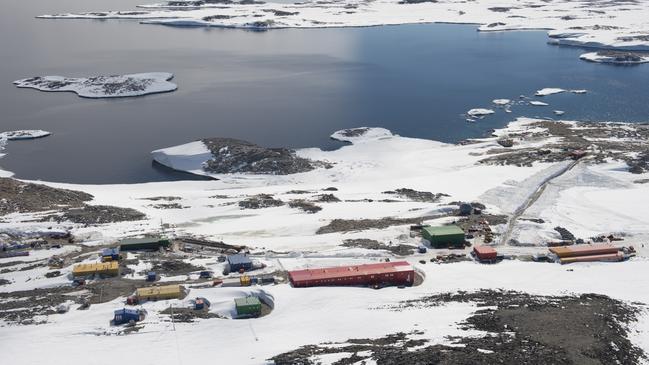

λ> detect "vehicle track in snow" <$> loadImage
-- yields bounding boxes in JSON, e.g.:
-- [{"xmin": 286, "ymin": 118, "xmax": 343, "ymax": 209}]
[{"xmin": 500, "ymin": 158, "xmax": 584, "ymax": 245}]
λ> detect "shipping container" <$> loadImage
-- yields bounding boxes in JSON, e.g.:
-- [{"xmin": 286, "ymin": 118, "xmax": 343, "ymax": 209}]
[
  {"xmin": 101, "ymin": 248, "xmax": 120, "ymax": 262},
  {"xmin": 72, "ymin": 261, "xmax": 119, "ymax": 277},
  {"xmin": 560, "ymin": 252, "xmax": 624, "ymax": 264},
  {"xmin": 421, "ymin": 225, "xmax": 465, "ymax": 248},
  {"xmin": 473, "ymin": 246, "xmax": 497, "ymax": 261},
  {"xmin": 549, "ymin": 244, "xmax": 619, "ymax": 258},
  {"xmin": 146, "ymin": 271, "xmax": 157, "ymax": 282},
  {"xmin": 240, "ymin": 275, "xmax": 252, "ymax": 286},
  {"xmin": 235, "ymin": 297, "xmax": 261, "ymax": 318},
  {"xmin": 136, "ymin": 284, "xmax": 184, "ymax": 301},
  {"xmin": 289, "ymin": 261, "xmax": 415, "ymax": 288},
  {"xmin": 119, "ymin": 237, "xmax": 170, "ymax": 251},
  {"xmin": 113, "ymin": 308, "xmax": 146, "ymax": 325},
  {"xmin": 194, "ymin": 297, "xmax": 211, "ymax": 310}
]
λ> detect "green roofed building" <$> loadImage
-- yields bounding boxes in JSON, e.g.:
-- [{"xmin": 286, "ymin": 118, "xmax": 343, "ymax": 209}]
[
  {"xmin": 119, "ymin": 236, "xmax": 170, "ymax": 251},
  {"xmin": 235, "ymin": 297, "xmax": 262, "ymax": 318},
  {"xmin": 421, "ymin": 225, "xmax": 465, "ymax": 248}
]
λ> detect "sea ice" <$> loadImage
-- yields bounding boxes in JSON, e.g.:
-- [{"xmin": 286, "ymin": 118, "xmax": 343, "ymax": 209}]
[
  {"xmin": 535, "ymin": 88, "xmax": 565, "ymax": 97},
  {"xmin": 467, "ymin": 108, "xmax": 495, "ymax": 117}
]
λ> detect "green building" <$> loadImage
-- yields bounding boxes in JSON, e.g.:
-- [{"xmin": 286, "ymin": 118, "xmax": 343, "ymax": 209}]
[
  {"xmin": 421, "ymin": 225, "xmax": 465, "ymax": 248},
  {"xmin": 119, "ymin": 236, "xmax": 170, "ymax": 251},
  {"xmin": 235, "ymin": 297, "xmax": 262, "ymax": 318}
]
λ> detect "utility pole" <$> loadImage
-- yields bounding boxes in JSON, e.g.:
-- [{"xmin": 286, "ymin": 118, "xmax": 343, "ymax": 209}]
[{"xmin": 170, "ymin": 304, "xmax": 175, "ymax": 331}]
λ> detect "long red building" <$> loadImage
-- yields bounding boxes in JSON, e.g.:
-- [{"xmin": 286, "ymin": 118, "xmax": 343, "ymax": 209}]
[{"xmin": 288, "ymin": 261, "xmax": 415, "ymax": 288}]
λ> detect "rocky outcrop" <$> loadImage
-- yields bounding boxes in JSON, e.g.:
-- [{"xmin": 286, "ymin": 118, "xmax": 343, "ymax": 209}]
[{"xmin": 201, "ymin": 138, "xmax": 329, "ymax": 175}]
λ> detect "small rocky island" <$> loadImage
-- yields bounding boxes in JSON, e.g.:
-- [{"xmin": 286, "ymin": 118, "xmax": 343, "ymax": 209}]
[
  {"xmin": 580, "ymin": 51, "xmax": 649, "ymax": 65},
  {"xmin": 13, "ymin": 72, "xmax": 177, "ymax": 98}
]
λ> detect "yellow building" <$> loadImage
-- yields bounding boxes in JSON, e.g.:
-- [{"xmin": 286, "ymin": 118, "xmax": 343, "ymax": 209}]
[
  {"xmin": 72, "ymin": 261, "xmax": 119, "ymax": 277},
  {"xmin": 136, "ymin": 284, "xmax": 185, "ymax": 301}
]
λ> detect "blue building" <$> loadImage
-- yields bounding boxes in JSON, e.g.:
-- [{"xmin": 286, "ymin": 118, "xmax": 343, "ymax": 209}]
[
  {"xmin": 227, "ymin": 254, "xmax": 253, "ymax": 272},
  {"xmin": 146, "ymin": 271, "xmax": 157, "ymax": 282},
  {"xmin": 101, "ymin": 248, "xmax": 120, "ymax": 261},
  {"xmin": 113, "ymin": 309, "xmax": 146, "ymax": 325}
]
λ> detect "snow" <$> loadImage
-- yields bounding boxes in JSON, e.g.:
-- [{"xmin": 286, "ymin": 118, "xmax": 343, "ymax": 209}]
[
  {"xmin": 529, "ymin": 101, "xmax": 549, "ymax": 106},
  {"xmin": 535, "ymin": 88, "xmax": 565, "ymax": 97},
  {"xmin": 13, "ymin": 72, "xmax": 177, "ymax": 98},
  {"xmin": 580, "ymin": 52, "xmax": 649, "ymax": 65},
  {"xmin": 151, "ymin": 140, "xmax": 212, "ymax": 176},
  {"xmin": 3, "ymin": 116, "xmax": 649, "ymax": 362},
  {"xmin": 330, "ymin": 127, "xmax": 394, "ymax": 144},
  {"xmin": 0, "ymin": 130, "xmax": 50, "ymax": 140},
  {"xmin": 36, "ymin": 0, "xmax": 649, "ymax": 62},
  {"xmin": 2, "ymin": 260, "xmax": 649, "ymax": 364},
  {"xmin": 467, "ymin": 108, "xmax": 494, "ymax": 117}
]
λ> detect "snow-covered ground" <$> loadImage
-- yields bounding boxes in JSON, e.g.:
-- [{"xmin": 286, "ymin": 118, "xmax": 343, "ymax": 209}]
[
  {"xmin": 37, "ymin": 0, "xmax": 649, "ymax": 62},
  {"xmin": 1, "ymin": 259, "xmax": 649, "ymax": 364},
  {"xmin": 13, "ymin": 73, "xmax": 177, "ymax": 98},
  {"xmin": 2, "ymin": 116, "xmax": 649, "ymax": 363}
]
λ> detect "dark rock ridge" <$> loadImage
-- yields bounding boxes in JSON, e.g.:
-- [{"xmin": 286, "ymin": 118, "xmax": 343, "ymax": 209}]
[
  {"xmin": 0, "ymin": 177, "xmax": 92, "ymax": 215},
  {"xmin": 0, "ymin": 177, "xmax": 146, "ymax": 224},
  {"xmin": 201, "ymin": 137, "xmax": 330, "ymax": 175},
  {"xmin": 272, "ymin": 290, "xmax": 645, "ymax": 365}
]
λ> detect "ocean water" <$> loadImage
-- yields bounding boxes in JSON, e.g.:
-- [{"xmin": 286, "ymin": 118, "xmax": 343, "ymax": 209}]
[{"xmin": 1, "ymin": 0, "xmax": 648, "ymax": 183}]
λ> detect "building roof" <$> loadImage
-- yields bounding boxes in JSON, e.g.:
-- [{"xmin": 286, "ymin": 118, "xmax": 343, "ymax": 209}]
[
  {"xmin": 474, "ymin": 246, "xmax": 497, "ymax": 255},
  {"xmin": 227, "ymin": 254, "xmax": 252, "ymax": 265},
  {"xmin": 136, "ymin": 284, "xmax": 182, "ymax": 297},
  {"xmin": 114, "ymin": 308, "xmax": 139, "ymax": 315},
  {"xmin": 550, "ymin": 244, "xmax": 618, "ymax": 258},
  {"xmin": 289, "ymin": 261, "xmax": 413, "ymax": 282},
  {"xmin": 235, "ymin": 297, "xmax": 261, "ymax": 307},
  {"xmin": 102, "ymin": 248, "xmax": 119, "ymax": 255},
  {"xmin": 73, "ymin": 261, "xmax": 118, "ymax": 274},
  {"xmin": 119, "ymin": 237, "xmax": 168, "ymax": 245},
  {"xmin": 422, "ymin": 225, "xmax": 464, "ymax": 236}
]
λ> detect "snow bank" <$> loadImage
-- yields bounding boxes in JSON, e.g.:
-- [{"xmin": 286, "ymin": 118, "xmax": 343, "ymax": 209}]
[
  {"xmin": 151, "ymin": 140, "xmax": 213, "ymax": 176},
  {"xmin": 13, "ymin": 72, "xmax": 177, "ymax": 98}
]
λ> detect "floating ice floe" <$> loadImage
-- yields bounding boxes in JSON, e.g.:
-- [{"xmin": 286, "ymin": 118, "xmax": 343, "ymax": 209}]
[
  {"xmin": 529, "ymin": 101, "xmax": 549, "ymax": 106},
  {"xmin": 492, "ymin": 99, "xmax": 511, "ymax": 106},
  {"xmin": 467, "ymin": 108, "xmax": 495, "ymax": 118},
  {"xmin": 0, "ymin": 130, "xmax": 51, "ymax": 140},
  {"xmin": 13, "ymin": 72, "xmax": 177, "ymax": 98},
  {"xmin": 36, "ymin": 0, "xmax": 649, "ymax": 63},
  {"xmin": 580, "ymin": 51, "xmax": 649, "ymax": 65},
  {"xmin": 553, "ymin": 110, "xmax": 565, "ymax": 116},
  {"xmin": 535, "ymin": 88, "xmax": 565, "ymax": 97}
]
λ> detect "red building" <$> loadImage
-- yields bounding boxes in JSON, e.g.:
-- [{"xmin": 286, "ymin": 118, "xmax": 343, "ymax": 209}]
[
  {"xmin": 288, "ymin": 261, "xmax": 415, "ymax": 288},
  {"xmin": 473, "ymin": 245, "xmax": 497, "ymax": 261}
]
